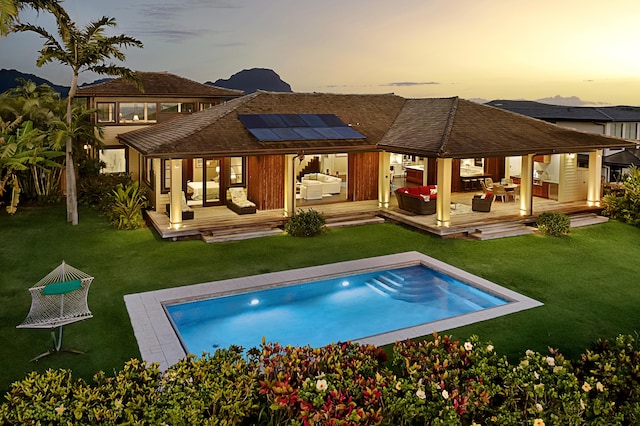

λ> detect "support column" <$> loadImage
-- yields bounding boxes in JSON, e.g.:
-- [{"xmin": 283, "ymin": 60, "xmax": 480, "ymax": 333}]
[
  {"xmin": 422, "ymin": 157, "xmax": 429, "ymax": 186},
  {"xmin": 520, "ymin": 155, "xmax": 534, "ymax": 216},
  {"xmin": 285, "ymin": 154, "xmax": 296, "ymax": 217},
  {"xmin": 436, "ymin": 158, "xmax": 452, "ymax": 226},
  {"xmin": 378, "ymin": 151, "xmax": 391, "ymax": 207},
  {"xmin": 587, "ymin": 150, "xmax": 603, "ymax": 206},
  {"xmin": 169, "ymin": 159, "xmax": 183, "ymax": 227}
]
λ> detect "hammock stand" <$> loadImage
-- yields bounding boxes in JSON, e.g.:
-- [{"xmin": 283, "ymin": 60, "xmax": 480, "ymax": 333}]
[{"xmin": 17, "ymin": 261, "xmax": 94, "ymax": 362}]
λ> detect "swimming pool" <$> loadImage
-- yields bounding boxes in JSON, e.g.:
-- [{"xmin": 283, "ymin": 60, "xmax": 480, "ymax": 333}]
[
  {"xmin": 124, "ymin": 252, "xmax": 543, "ymax": 370},
  {"xmin": 166, "ymin": 265, "xmax": 508, "ymax": 354}
]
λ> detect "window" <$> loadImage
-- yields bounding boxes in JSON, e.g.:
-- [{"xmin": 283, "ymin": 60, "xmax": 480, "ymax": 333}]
[
  {"xmin": 611, "ymin": 123, "xmax": 623, "ymax": 138},
  {"xmin": 625, "ymin": 123, "xmax": 638, "ymax": 140},
  {"xmin": 162, "ymin": 160, "xmax": 171, "ymax": 192},
  {"xmin": 99, "ymin": 148, "xmax": 126, "ymax": 173},
  {"xmin": 118, "ymin": 102, "xmax": 157, "ymax": 123},
  {"xmin": 160, "ymin": 102, "xmax": 195, "ymax": 113},
  {"xmin": 230, "ymin": 157, "xmax": 245, "ymax": 185},
  {"xmin": 96, "ymin": 102, "xmax": 115, "ymax": 123},
  {"xmin": 199, "ymin": 102, "xmax": 217, "ymax": 111},
  {"xmin": 143, "ymin": 157, "xmax": 154, "ymax": 188}
]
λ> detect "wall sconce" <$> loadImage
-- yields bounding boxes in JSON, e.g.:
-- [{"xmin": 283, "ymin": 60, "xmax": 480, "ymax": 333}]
[
  {"xmin": 569, "ymin": 153, "xmax": 576, "ymax": 159},
  {"xmin": 133, "ymin": 115, "xmax": 140, "ymax": 121}
]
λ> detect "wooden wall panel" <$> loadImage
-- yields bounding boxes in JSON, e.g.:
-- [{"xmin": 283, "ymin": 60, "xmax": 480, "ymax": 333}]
[
  {"xmin": 348, "ymin": 152, "xmax": 379, "ymax": 201},
  {"xmin": 247, "ymin": 155, "xmax": 285, "ymax": 210},
  {"xmin": 484, "ymin": 157, "xmax": 505, "ymax": 182}
]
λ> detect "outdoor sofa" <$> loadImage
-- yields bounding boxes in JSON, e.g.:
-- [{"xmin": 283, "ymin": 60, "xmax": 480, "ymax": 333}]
[{"xmin": 394, "ymin": 185, "xmax": 437, "ymax": 215}]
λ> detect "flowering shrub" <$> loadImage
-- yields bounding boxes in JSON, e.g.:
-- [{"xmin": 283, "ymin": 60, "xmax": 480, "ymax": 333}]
[{"xmin": 3, "ymin": 334, "xmax": 640, "ymax": 425}]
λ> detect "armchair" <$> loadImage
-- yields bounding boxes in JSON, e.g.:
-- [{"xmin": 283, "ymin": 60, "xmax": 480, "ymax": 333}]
[{"xmin": 472, "ymin": 194, "xmax": 494, "ymax": 212}]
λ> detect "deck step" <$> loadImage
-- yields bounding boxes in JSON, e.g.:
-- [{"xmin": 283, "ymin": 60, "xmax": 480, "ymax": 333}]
[
  {"xmin": 202, "ymin": 227, "xmax": 284, "ymax": 243},
  {"xmin": 569, "ymin": 213, "xmax": 608, "ymax": 228},
  {"xmin": 469, "ymin": 222, "xmax": 535, "ymax": 240},
  {"xmin": 325, "ymin": 216, "xmax": 385, "ymax": 229}
]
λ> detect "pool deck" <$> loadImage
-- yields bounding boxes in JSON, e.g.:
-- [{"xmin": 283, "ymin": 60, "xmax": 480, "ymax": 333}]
[{"xmin": 124, "ymin": 252, "xmax": 543, "ymax": 371}]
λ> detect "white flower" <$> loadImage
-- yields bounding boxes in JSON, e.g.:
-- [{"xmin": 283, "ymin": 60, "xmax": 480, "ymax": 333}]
[
  {"xmin": 486, "ymin": 344, "xmax": 494, "ymax": 352},
  {"xmin": 545, "ymin": 356, "xmax": 555, "ymax": 366},
  {"xmin": 526, "ymin": 349, "xmax": 534, "ymax": 357},
  {"xmin": 596, "ymin": 382, "xmax": 605, "ymax": 392},
  {"xmin": 442, "ymin": 389, "xmax": 449, "ymax": 399},
  {"xmin": 535, "ymin": 403, "xmax": 543, "ymax": 412},
  {"xmin": 395, "ymin": 381, "xmax": 402, "ymax": 391},
  {"xmin": 464, "ymin": 342, "xmax": 473, "ymax": 351},
  {"xmin": 582, "ymin": 382, "xmax": 592, "ymax": 392},
  {"xmin": 534, "ymin": 371, "xmax": 540, "ymax": 379},
  {"xmin": 316, "ymin": 379, "xmax": 328, "ymax": 391},
  {"xmin": 416, "ymin": 389, "xmax": 426, "ymax": 399},
  {"xmin": 55, "ymin": 404, "xmax": 65, "ymax": 415},
  {"xmin": 534, "ymin": 419, "xmax": 545, "ymax": 426}
]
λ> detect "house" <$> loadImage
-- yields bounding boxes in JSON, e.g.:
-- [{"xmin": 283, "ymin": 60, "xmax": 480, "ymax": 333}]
[
  {"xmin": 486, "ymin": 100, "xmax": 640, "ymax": 182},
  {"xmin": 108, "ymin": 90, "xmax": 633, "ymax": 233},
  {"xmin": 76, "ymin": 71, "xmax": 244, "ymax": 176}
]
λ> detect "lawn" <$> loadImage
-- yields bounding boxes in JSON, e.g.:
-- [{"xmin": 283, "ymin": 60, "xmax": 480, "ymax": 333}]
[{"xmin": 1, "ymin": 205, "xmax": 639, "ymax": 392}]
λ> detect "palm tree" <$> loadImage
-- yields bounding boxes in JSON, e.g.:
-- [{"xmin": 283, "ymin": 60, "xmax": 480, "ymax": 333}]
[
  {"xmin": 0, "ymin": 0, "xmax": 63, "ymax": 37},
  {"xmin": 14, "ymin": 7, "xmax": 142, "ymax": 224}
]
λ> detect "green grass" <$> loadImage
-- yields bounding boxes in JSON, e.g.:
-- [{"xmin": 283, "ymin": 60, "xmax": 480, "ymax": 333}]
[{"xmin": 1, "ymin": 205, "xmax": 640, "ymax": 392}]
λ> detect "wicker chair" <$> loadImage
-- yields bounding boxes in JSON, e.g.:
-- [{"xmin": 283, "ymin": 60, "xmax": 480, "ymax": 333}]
[{"xmin": 472, "ymin": 194, "xmax": 494, "ymax": 212}]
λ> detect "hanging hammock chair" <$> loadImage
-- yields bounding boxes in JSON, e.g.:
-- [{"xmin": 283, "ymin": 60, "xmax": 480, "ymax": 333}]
[{"xmin": 17, "ymin": 261, "xmax": 94, "ymax": 361}]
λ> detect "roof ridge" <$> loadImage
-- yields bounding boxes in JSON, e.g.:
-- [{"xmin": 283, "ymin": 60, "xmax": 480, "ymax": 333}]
[{"xmin": 438, "ymin": 97, "xmax": 459, "ymax": 157}]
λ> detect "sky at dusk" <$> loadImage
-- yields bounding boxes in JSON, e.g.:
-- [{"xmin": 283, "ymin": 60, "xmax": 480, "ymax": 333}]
[{"xmin": 2, "ymin": 0, "xmax": 640, "ymax": 106}]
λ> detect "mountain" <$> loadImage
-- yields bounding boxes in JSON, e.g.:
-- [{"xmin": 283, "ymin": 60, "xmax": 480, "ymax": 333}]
[
  {"xmin": 208, "ymin": 68, "xmax": 292, "ymax": 94},
  {"xmin": 1, "ymin": 67, "xmax": 292, "ymax": 97},
  {"xmin": 0, "ymin": 69, "xmax": 69, "ymax": 97}
]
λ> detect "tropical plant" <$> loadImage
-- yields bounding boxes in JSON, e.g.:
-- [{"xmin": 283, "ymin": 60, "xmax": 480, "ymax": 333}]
[
  {"xmin": 0, "ymin": 119, "xmax": 64, "ymax": 213},
  {"xmin": 285, "ymin": 208, "xmax": 327, "ymax": 237},
  {"xmin": 12, "ymin": 3, "xmax": 143, "ymax": 224},
  {"xmin": 602, "ymin": 165, "xmax": 640, "ymax": 226},
  {"xmin": 107, "ymin": 181, "xmax": 147, "ymax": 230}
]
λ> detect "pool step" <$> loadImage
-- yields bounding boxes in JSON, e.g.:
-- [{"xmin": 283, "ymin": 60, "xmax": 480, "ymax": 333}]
[{"xmin": 366, "ymin": 271, "xmax": 446, "ymax": 303}]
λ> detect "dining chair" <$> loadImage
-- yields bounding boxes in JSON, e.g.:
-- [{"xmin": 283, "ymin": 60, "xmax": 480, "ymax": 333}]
[
  {"xmin": 480, "ymin": 180, "xmax": 489, "ymax": 193},
  {"xmin": 484, "ymin": 177, "xmax": 494, "ymax": 190},
  {"xmin": 493, "ymin": 184, "xmax": 507, "ymax": 202}
]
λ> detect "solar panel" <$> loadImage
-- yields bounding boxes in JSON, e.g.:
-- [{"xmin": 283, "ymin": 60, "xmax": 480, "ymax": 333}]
[{"xmin": 238, "ymin": 113, "xmax": 365, "ymax": 142}]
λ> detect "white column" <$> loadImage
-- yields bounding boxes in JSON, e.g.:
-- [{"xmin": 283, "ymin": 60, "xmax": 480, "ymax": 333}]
[
  {"xmin": 378, "ymin": 151, "xmax": 391, "ymax": 207},
  {"xmin": 169, "ymin": 159, "xmax": 183, "ymax": 227},
  {"xmin": 587, "ymin": 150, "xmax": 603, "ymax": 206},
  {"xmin": 520, "ymin": 155, "xmax": 534, "ymax": 216},
  {"xmin": 436, "ymin": 158, "xmax": 452, "ymax": 226},
  {"xmin": 422, "ymin": 157, "xmax": 429, "ymax": 186},
  {"xmin": 285, "ymin": 154, "xmax": 296, "ymax": 217}
]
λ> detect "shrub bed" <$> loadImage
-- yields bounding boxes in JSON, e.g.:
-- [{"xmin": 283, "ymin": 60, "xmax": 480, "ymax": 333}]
[{"xmin": 2, "ymin": 334, "xmax": 640, "ymax": 425}]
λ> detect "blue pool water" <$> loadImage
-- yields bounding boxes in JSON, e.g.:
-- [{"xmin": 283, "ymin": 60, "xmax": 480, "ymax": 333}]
[{"xmin": 166, "ymin": 265, "xmax": 507, "ymax": 354}]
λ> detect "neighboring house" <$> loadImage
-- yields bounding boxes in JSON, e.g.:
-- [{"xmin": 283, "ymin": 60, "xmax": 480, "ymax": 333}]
[
  {"xmin": 487, "ymin": 100, "xmax": 640, "ymax": 181},
  {"xmin": 111, "ymin": 90, "xmax": 633, "ymax": 228},
  {"xmin": 76, "ymin": 71, "xmax": 243, "ymax": 177}
]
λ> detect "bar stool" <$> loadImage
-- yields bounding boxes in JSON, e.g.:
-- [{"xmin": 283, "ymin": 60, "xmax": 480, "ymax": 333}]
[{"xmin": 470, "ymin": 178, "xmax": 479, "ymax": 191}]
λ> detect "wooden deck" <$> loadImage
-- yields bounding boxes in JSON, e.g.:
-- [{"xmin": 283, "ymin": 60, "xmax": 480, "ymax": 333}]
[{"xmin": 147, "ymin": 191, "xmax": 605, "ymax": 242}]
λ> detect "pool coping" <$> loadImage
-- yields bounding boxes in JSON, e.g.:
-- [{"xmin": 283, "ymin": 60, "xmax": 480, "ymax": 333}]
[{"xmin": 124, "ymin": 251, "xmax": 542, "ymax": 370}]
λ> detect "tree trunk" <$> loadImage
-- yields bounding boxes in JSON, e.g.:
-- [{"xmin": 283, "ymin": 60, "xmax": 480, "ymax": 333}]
[{"xmin": 66, "ymin": 72, "xmax": 79, "ymax": 225}]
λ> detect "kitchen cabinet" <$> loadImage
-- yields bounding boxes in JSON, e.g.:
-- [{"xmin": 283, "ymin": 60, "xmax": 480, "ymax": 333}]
[
  {"xmin": 405, "ymin": 167, "xmax": 423, "ymax": 184},
  {"xmin": 511, "ymin": 176, "xmax": 551, "ymax": 198},
  {"xmin": 534, "ymin": 155, "xmax": 551, "ymax": 163}
]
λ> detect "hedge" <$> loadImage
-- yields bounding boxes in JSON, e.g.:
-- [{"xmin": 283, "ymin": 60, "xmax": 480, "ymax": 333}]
[{"xmin": 2, "ymin": 334, "xmax": 639, "ymax": 425}]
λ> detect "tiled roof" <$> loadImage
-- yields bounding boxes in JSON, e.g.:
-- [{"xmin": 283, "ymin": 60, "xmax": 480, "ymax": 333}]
[
  {"xmin": 118, "ymin": 91, "xmax": 405, "ymax": 157},
  {"xmin": 75, "ymin": 71, "xmax": 243, "ymax": 98},
  {"xmin": 378, "ymin": 98, "xmax": 633, "ymax": 158},
  {"xmin": 604, "ymin": 149, "xmax": 640, "ymax": 166},
  {"xmin": 487, "ymin": 99, "xmax": 640, "ymax": 122},
  {"xmin": 118, "ymin": 92, "xmax": 636, "ymax": 158}
]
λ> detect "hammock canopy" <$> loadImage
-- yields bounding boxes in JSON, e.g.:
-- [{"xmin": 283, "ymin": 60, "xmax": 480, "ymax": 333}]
[{"xmin": 17, "ymin": 261, "xmax": 94, "ymax": 330}]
